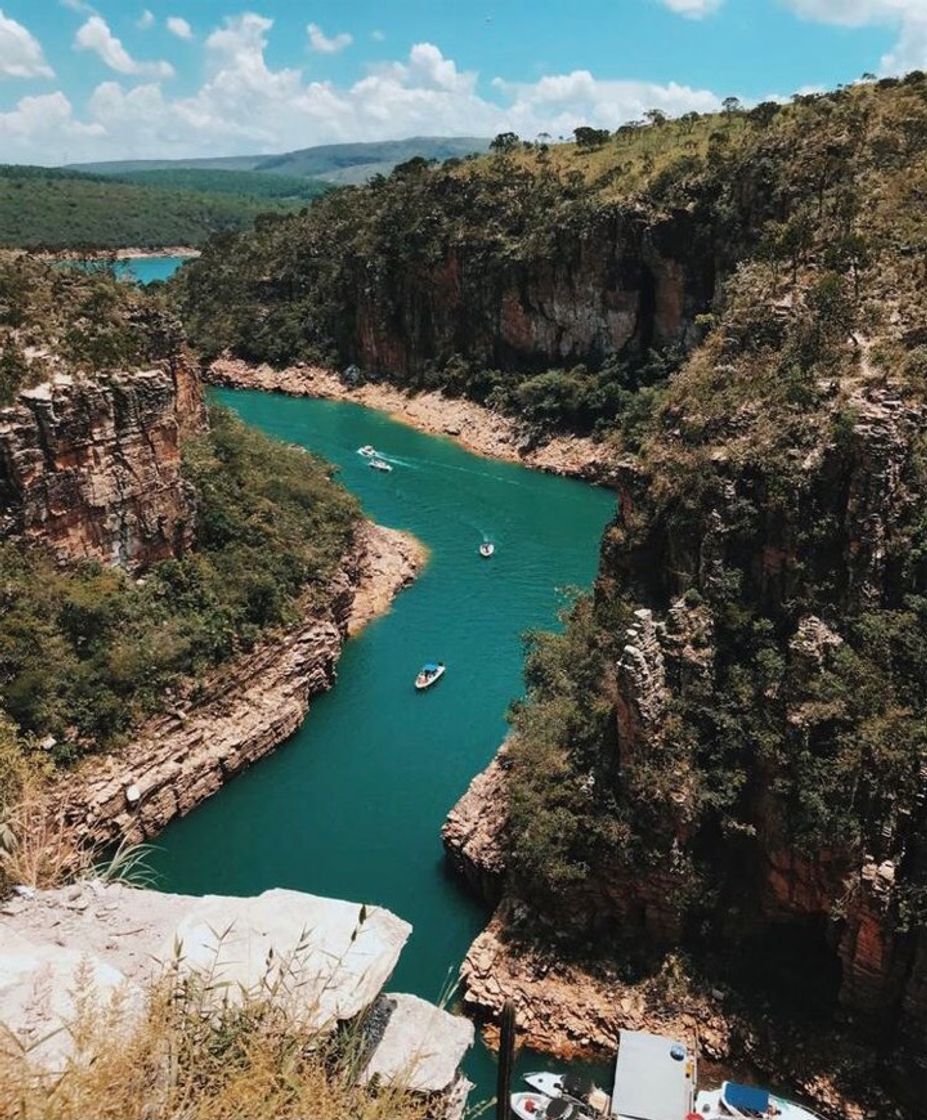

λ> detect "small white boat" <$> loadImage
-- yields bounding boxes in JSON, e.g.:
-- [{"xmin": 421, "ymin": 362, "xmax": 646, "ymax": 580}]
[
  {"xmin": 357, "ymin": 445, "xmax": 377, "ymax": 457},
  {"xmin": 511, "ymin": 1093, "xmax": 591, "ymax": 1120},
  {"xmin": 694, "ymin": 1082, "xmax": 823, "ymax": 1120},
  {"xmin": 369, "ymin": 457, "xmax": 392, "ymax": 472},
  {"xmin": 479, "ymin": 542, "xmax": 495, "ymax": 558},
  {"xmin": 523, "ymin": 1073, "xmax": 608, "ymax": 1115},
  {"xmin": 415, "ymin": 662, "xmax": 445, "ymax": 690}
]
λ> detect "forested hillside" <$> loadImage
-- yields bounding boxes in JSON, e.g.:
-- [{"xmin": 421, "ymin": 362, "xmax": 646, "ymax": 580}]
[{"xmin": 0, "ymin": 166, "xmax": 309, "ymax": 250}]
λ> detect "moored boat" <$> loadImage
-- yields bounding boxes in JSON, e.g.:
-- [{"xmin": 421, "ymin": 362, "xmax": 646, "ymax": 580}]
[
  {"xmin": 523, "ymin": 1072, "xmax": 608, "ymax": 1115},
  {"xmin": 511, "ymin": 1093, "xmax": 591, "ymax": 1120},
  {"xmin": 479, "ymin": 541, "xmax": 495, "ymax": 557},
  {"xmin": 415, "ymin": 662, "xmax": 445, "ymax": 690},
  {"xmin": 694, "ymin": 1082, "xmax": 823, "ymax": 1120}
]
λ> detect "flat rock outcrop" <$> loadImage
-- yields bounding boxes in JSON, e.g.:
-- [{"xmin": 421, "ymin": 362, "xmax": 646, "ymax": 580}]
[
  {"xmin": 0, "ymin": 880, "xmax": 473, "ymax": 1111},
  {"xmin": 0, "ymin": 362, "xmax": 205, "ymax": 570}
]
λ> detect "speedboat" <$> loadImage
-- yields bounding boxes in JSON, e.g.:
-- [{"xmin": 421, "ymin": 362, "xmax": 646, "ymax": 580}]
[
  {"xmin": 523, "ymin": 1073, "xmax": 608, "ymax": 1115},
  {"xmin": 479, "ymin": 542, "xmax": 495, "ymax": 558},
  {"xmin": 694, "ymin": 1082, "xmax": 824, "ymax": 1120},
  {"xmin": 357, "ymin": 445, "xmax": 377, "ymax": 457},
  {"xmin": 511, "ymin": 1093, "xmax": 591, "ymax": 1120},
  {"xmin": 369, "ymin": 457, "xmax": 392, "ymax": 472},
  {"xmin": 415, "ymin": 662, "xmax": 445, "ymax": 690}
]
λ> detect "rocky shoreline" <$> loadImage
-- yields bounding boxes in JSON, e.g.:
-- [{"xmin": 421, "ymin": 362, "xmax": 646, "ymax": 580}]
[
  {"xmin": 57, "ymin": 520, "xmax": 426, "ymax": 849},
  {"xmin": 443, "ymin": 748, "xmax": 895, "ymax": 1120},
  {"xmin": 31, "ymin": 246, "xmax": 201, "ymax": 261},
  {"xmin": 206, "ymin": 357, "xmax": 621, "ymax": 485}
]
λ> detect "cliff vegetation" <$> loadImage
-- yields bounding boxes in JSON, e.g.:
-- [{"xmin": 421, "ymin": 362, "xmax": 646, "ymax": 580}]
[
  {"xmin": 165, "ymin": 72, "xmax": 927, "ymax": 1108},
  {"xmin": 0, "ymin": 260, "xmax": 359, "ymax": 815}
]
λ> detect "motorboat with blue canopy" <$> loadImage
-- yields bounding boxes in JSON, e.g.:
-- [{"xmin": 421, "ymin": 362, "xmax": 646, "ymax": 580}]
[
  {"xmin": 694, "ymin": 1080, "xmax": 823, "ymax": 1120},
  {"xmin": 415, "ymin": 662, "xmax": 446, "ymax": 690}
]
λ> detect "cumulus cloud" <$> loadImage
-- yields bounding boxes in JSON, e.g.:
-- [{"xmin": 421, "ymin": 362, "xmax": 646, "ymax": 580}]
[
  {"xmin": 74, "ymin": 15, "xmax": 174, "ymax": 78},
  {"xmin": 658, "ymin": 0, "xmax": 725, "ymax": 17},
  {"xmin": 137, "ymin": 10, "xmax": 154, "ymax": 31},
  {"xmin": 0, "ymin": 91, "xmax": 103, "ymax": 163},
  {"xmin": 12, "ymin": 17, "xmax": 724, "ymax": 164},
  {"xmin": 0, "ymin": 10, "xmax": 54, "ymax": 78},
  {"xmin": 166, "ymin": 16, "xmax": 193, "ymax": 41},
  {"xmin": 782, "ymin": 0, "xmax": 927, "ymax": 73},
  {"xmin": 307, "ymin": 22, "xmax": 352, "ymax": 54}
]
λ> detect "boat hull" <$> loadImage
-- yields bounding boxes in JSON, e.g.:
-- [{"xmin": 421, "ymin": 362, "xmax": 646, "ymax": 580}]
[{"xmin": 415, "ymin": 666, "xmax": 446, "ymax": 690}]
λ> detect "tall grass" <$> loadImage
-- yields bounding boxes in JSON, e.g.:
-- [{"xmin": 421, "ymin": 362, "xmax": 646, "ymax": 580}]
[{"xmin": 0, "ymin": 953, "xmax": 434, "ymax": 1120}]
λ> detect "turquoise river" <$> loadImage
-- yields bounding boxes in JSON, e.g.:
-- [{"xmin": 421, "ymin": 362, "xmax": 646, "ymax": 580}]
[{"xmin": 148, "ymin": 386, "xmax": 616, "ymax": 1101}]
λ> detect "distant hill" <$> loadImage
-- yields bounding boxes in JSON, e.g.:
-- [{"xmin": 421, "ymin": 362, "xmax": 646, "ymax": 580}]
[
  {"xmin": 0, "ymin": 165, "xmax": 308, "ymax": 250},
  {"xmin": 69, "ymin": 136, "xmax": 492, "ymax": 186},
  {"xmin": 114, "ymin": 168, "xmax": 330, "ymax": 202}
]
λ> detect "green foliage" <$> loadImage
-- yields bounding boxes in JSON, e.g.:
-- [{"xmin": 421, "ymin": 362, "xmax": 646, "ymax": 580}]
[
  {"xmin": 115, "ymin": 168, "xmax": 331, "ymax": 202},
  {"xmin": 0, "ymin": 254, "xmax": 182, "ymax": 400},
  {"xmin": 0, "ymin": 406, "xmax": 359, "ymax": 758},
  {"xmin": 0, "ymin": 166, "xmax": 306, "ymax": 250}
]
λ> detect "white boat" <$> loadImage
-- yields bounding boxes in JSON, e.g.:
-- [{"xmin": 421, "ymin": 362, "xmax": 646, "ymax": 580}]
[
  {"xmin": 415, "ymin": 662, "xmax": 445, "ymax": 690},
  {"xmin": 479, "ymin": 542, "xmax": 495, "ymax": 558},
  {"xmin": 357, "ymin": 445, "xmax": 377, "ymax": 457},
  {"xmin": 523, "ymin": 1072, "xmax": 608, "ymax": 1115},
  {"xmin": 369, "ymin": 457, "xmax": 392, "ymax": 472},
  {"xmin": 694, "ymin": 1082, "xmax": 823, "ymax": 1120},
  {"xmin": 511, "ymin": 1092, "xmax": 591, "ymax": 1120}
]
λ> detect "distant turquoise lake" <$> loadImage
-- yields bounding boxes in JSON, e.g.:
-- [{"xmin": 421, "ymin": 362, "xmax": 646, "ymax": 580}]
[
  {"xmin": 68, "ymin": 254, "xmax": 189, "ymax": 284},
  {"xmin": 147, "ymin": 388, "xmax": 616, "ymax": 1100}
]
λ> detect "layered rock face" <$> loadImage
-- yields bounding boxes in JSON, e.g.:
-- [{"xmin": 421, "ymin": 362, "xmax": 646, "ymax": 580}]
[
  {"xmin": 444, "ymin": 384, "xmax": 927, "ymax": 1111},
  {"xmin": 0, "ymin": 359, "xmax": 205, "ymax": 570},
  {"xmin": 58, "ymin": 522, "xmax": 424, "ymax": 848},
  {"xmin": 342, "ymin": 209, "xmax": 713, "ymax": 376}
]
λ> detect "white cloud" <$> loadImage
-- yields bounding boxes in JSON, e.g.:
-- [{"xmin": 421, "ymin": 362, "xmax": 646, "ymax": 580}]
[
  {"xmin": 0, "ymin": 10, "xmax": 54, "ymax": 78},
  {"xmin": 0, "ymin": 91, "xmax": 103, "ymax": 164},
  {"xmin": 371, "ymin": 29, "xmax": 386, "ymax": 42},
  {"xmin": 74, "ymin": 15, "xmax": 174, "ymax": 78},
  {"xmin": 782, "ymin": 0, "xmax": 927, "ymax": 73},
  {"xmin": 137, "ymin": 10, "xmax": 154, "ymax": 31},
  {"xmin": 60, "ymin": 0, "xmax": 95, "ymax": 13},
  {"xmin": 307, "ymin": 22, "xmax": 353, "ymax": 54},
  {"xmin": 10, "ymin": 18, "xmax": 724, "ymax": 164},
  {"xmin": 658, "ymin": 0, "xmax": 725, "ymax": 17},
  {"xmin": 166, "ymin": 16, "xmax": 193, "ymax": 41}
]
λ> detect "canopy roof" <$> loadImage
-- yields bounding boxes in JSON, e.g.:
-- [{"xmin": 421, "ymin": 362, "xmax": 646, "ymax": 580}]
[
  {"xmin": 422, "ymin": 663, "xmax": 440, "ymax": 672},
  {"xmin": 723, "ymin": 1083, "xmax": 770, "ymax": 1115}
]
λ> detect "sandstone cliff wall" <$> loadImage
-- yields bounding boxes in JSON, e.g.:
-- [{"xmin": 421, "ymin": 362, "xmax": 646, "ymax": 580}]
[
  {"xmin": 339, "ymin": 209, "xmax": 714, "ymax": 376},
  {"xmin": 0, "ymin": 359, "xmax": 205, "ymax": 570},
  {"xmin": 58, "ymin": 522, "xmax": 424, "ymax": 848}
]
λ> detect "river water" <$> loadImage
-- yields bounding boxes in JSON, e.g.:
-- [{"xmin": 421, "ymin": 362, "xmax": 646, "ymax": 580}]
[{"xmin": 147, "ymin": 387, "xmax": 615, "ymax": 1100}]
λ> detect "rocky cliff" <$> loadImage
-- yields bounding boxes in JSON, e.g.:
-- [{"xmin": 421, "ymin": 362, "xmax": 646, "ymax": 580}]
[
  {"xmin": 0, "ymin": 358, "xmax": 205, "ymax": 570},
  {"xmin": 57, "ymin": 521, "xmax": 425, "ymax": 848},
  {"xmin": 343, "ymin": 207, "xmax": 712, "ymax": 376},
  {"xmin": 0, "ymin": 880, "xmax": 474, "ymax": 1118},
  {"xmin": 443, "ymin": 380, "xmax": 927, "ymax": 1116}
]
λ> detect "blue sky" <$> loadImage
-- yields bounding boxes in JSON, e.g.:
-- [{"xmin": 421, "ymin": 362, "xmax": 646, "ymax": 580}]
[{"xmin": 0, "ymin": 1, "xmax": 921, "ymax": 164}]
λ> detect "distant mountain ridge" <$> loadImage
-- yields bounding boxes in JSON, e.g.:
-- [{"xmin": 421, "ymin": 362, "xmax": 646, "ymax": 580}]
[{"xmin": 68, "ymin": 136, "xmax": 492, "ymax": 187}]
